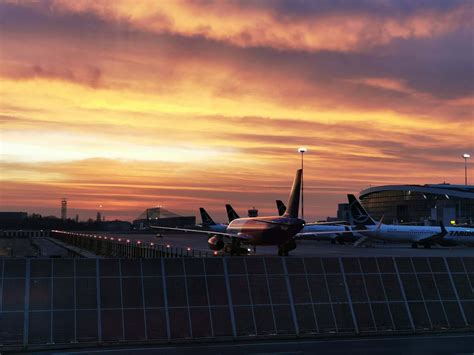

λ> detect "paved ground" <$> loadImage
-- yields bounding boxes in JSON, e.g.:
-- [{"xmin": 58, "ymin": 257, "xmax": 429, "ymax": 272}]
[
  {"xmin": 0, "ymin": 237, "xmax": 38, "ymax": 257},
  {"xmin": 32, "ymin": 237, "xmax": 71, "ymax": 257},
  {"xmin": 33, "ymin": 333, "xmax": 474, "ymax": 355},
  {"xmin": 94, "ymin": 231, "xmax": 474, "ymax": 257}
]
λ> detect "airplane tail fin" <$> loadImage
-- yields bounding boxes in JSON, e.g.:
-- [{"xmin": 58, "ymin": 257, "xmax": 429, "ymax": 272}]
[
  {"xmin": 283, "ymin": 169, "xmax": 302, "ymax": 219},
  {"xmin": 440, "ymin": 221, "xmax": 447, "ymax": 235},
  {"xmin": 199, "ymin": 208, "xmax": 216, "ymax": 226},
  {"xmin": 276, "ymin": 200, "xmax": 287, "ymax": 216},
  {"xmin": 347, "ymin": 194, "xmax": 376, "ymax": 225},
  {"xmin": 225, "ymin": 204, "xmax": 240, "ymax": 222}
]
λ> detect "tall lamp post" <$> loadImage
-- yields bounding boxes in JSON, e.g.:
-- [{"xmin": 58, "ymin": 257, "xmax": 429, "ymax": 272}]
[
  {"xmin": 298, "ymin": 147, "xmax": 307, "ymax": 219},
  {"xmin": 463, "ymin": 153, "xmax": 470, "ymax": 185}
]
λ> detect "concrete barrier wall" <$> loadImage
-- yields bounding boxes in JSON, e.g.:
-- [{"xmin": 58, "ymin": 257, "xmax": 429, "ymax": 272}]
[{"xmin": 0, "ymin": 256, "xmax": 472, "ymax": 350}]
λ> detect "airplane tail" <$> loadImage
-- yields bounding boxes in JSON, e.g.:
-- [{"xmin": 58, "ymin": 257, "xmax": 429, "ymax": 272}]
[
  {"xmin": 347, "ymin": 194, "xmax": 376, "ymax": 225},
  {"xmin": 276, "ymin": 200, "xmax": 286, "ymax": 216},
  {"xmin": 199, "ymin": 208, "xmax": 216, "ymax": 226},
  {"xmin": 225, "ymin": 204, "xmax": 240, "ymax": 222},
  {"xmin": 283, "ymin": 169, "xmax": 302, "ymax": 219}
]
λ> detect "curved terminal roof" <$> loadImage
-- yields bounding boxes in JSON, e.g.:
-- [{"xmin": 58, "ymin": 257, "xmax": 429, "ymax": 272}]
[{"xmin": 360, "ymin": 184, "xmax": 474, "ymax": 200}]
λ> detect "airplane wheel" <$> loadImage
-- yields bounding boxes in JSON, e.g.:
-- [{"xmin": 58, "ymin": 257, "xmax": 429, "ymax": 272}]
[
  {"xmin": 330, "ymin": 240, "xmax": 336, "ymax": 245},
  {"xmin": 411, "ymin": 243, "xmax": 418, "ymax": 249}
]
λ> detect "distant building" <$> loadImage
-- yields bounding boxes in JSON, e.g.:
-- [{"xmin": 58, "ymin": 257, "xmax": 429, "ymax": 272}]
[
  {"xmin": 61, "ymin": 198, "xmax": 67, "ymax": 221},
  {"xmin": 133, "ymin": 207, "xmax": 195, "ymax": 230},
  {"xmin": 0, "ymin": 212, "xmax": 28, "ymax": 225},
  {"xmin": 100, "ymin": 220, "xmax": 132, "ymax": 231},
  {"xmin": 248, "ymin": 207, "xmax": 258, "ymax": 217},
  {"xmin": 336, "ymin": 203, "xmax": 350, "ymax": 222},
  {"xmin": 360, "ymin": 184, "xmax": 474, "ymax": 225}
]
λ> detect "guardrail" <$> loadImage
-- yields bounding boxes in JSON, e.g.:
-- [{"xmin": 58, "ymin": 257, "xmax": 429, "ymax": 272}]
[{"xmin": 50, "ymin": 230, "xmax": 211, "ymax": 258}]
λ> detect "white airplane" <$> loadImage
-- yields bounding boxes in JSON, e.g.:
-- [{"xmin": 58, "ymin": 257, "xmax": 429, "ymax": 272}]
[
  {"xmin": 347, "ymin": 194, "xmax": 474, "ymax": 248},
  {"xmin": 276, "ymin": 200, "xmax": 363, "ymax": 244}
]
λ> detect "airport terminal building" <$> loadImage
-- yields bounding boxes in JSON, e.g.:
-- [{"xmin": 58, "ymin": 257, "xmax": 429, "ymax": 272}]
[
  {"xmin": 132, "ymin": 206, "xmax": 195, "ymax": 229},
  {"xmin": 359, "ymin": 184, "xmax": 474, "ymax": 225}
]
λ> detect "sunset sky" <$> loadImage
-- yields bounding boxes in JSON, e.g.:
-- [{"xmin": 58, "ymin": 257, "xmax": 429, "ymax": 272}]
[{"xmin": 0, "ymin": 0, "xmax": 473, "ymax": 222}]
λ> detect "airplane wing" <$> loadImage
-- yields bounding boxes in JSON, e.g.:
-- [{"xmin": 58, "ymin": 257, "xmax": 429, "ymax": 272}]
[
  {"xmin": 296, "ymin": 229, "xmax": 371, "ymax": 237},
  {"xmin": 149, "ymin": 225, "xmax": 253, "ymax": 240},
  {"xmin": 415, "ymin": 222, "xmax": 448, "ymax": 244},
  {"xmin": 305, "ymin": 221, "xmax": 348, "ymax": 226},
  {"xmin": 150, "ymin": 225, "xmax": 234, "ymax": 237}
]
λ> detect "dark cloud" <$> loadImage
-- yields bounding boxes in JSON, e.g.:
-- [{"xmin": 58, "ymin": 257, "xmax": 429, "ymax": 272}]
[
  {"xmin": 1, "ymin": 1, "xmax": 472, "ymax": 103},
  {"xmin": 192, "ymin": 0, "xmax": 466, "ymax": 19},
  {"xmin": 1, "ymin": 64, "xmax": 103, "ymax": 88}
]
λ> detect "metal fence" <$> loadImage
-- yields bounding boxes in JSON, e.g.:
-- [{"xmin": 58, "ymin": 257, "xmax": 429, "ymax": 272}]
[
  {"xmin": 0, "ymin": 256, "xmax": 472, "ymax": 350},
  {"xmin": 1, "ymin": 230, "xmax": 50, "ymax": 238},
  {"xmin": 50, "ymin": 231, "xmax": 210, "ymax": 258}
]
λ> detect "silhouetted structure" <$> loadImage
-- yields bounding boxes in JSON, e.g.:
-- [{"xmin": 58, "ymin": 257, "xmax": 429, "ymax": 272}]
[
  {"xmin": 248, "ymin": 207, "xmax": 258, "ymax": 217},
  {"xmin": 61, "ymin": 198, "xmax": 67, "ymax": 221},
  {"xmin": 133, "ymin": 207, "xmax": 195, "ymax": 229}
]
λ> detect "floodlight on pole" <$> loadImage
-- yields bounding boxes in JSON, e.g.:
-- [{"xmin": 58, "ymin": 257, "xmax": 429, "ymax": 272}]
[
  {"xmin": 463, "ymin": 153, "xmax": 470, "ymax": 185},
  {"xmin": 298, "ymin": 147, "xmax": 307, "ymax": 219}
]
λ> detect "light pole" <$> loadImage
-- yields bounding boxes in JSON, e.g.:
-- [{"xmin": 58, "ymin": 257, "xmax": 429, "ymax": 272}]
[
  {"xmin": 298, "ymin": 147, "xmax": 307, "ymax": 219},
  {"xmin": 463, "ymin": 153, "xmax": 470, "ymax": 185}
]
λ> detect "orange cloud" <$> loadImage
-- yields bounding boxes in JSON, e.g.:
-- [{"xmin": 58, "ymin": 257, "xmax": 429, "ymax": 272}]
[
  {"xmin": 44, "ymin": 0, "xmax": 471, "ymax": 52},
  {"xmin": 0, "ymin": 1, "xmax": 472, "ymax": 221}
]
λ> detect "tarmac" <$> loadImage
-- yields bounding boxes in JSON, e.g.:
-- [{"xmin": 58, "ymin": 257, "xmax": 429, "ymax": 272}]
[
  {"xmin": 94, "ymin": 231, "xmax": 474, "ymax": 257},
  {"xmin": 32, "ymin": 333, "xmax": 474, "ymax": 355}
]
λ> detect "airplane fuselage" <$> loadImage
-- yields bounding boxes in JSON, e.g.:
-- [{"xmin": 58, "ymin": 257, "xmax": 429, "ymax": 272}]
[
  {"xmin": 226, "ymin": 216, "xmax": 305, "ymax": 246},
  {"xmin": 365, "ymin": 224, "xmax": 474, "ymax": 244}
]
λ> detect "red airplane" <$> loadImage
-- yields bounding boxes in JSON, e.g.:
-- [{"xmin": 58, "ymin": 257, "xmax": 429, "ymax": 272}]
[{"xmin": 151, "ymin": 169, "xmax": 305, "ymax": 256}]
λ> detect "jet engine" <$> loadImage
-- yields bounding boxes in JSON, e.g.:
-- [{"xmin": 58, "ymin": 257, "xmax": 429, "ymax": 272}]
[{"xmin": 208, "ymin": 235, "xmax": 225, "ymax": 251}]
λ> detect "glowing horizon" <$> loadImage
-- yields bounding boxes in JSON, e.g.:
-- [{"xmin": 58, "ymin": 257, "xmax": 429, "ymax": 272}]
[{"xmin": 0, "ymin": 1, "xmax": 472, "ymax": 222}]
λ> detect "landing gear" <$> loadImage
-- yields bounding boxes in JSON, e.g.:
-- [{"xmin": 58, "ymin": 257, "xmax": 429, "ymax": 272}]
[
  {"xmin": 278, "ymin": 248, "xmax": 288, "ymax": 256},
  {"xmin": 411, "ymin": 242, "xmax": 418, "ymax": 249},
  {"xmin": 227, "ymin": 238, "xmax": 241, "ymax": 256},
  {"xmin": 423, "ymin": 244, "xmax": 431, "ymax": 249},
  {"xmin": 278, "ymin": 240, "xmax": 297, "ymax": 256}
]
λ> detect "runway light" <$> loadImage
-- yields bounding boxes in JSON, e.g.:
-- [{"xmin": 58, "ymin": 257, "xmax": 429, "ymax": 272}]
[
  {"xmin": 247, "ymin": 248, "xmax": 251, "ymax": 252},
  {"xmin": 110, "ymin": 237, "xmax": 114, "ymax": 240},
  {"xmin": 451, "ymin": 220, "xmax": 456, "ymax": 225},
  {"xmin": 150, "ymin": 243, "xmax": 154, "ymax": 246},
  {"xmin": 464, "ymin": 153, "xmax": 471, "ymax": 159},
  {"xmin": 166, "ymin": 244, "xmax": 170, "ymax": 248},
  {"xmin": 187, "ymin": 247, "xmax": 191, "ymax": 251},
  {"xmin": 137, "ymin": 241, "xmax": 142, "ymax": 244},
  {"xmin": 213, "ymin": 251, "xmax": 218, "ymax": 256},
  {"xmin": 298, "ymin": 147, "xmax": 307, "ymax": 153},
  {"xmin": 118, "ymin": 238, "xmax": 122, "ymax": 242},
  {"xmin": 126, "ymin": 239, "xmax": 130, "ymax": 243}
]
